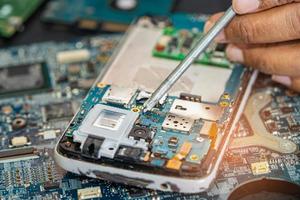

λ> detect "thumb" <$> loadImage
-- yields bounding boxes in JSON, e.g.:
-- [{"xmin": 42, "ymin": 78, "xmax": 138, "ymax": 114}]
[{"xmin": 272, "ymin": 75, "xmax": 300, "ymax": 92}]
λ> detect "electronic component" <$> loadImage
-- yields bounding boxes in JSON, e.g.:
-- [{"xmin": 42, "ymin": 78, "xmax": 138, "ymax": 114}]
[
  {"xmin": 175, "ymin": 142, "xmax": 192, "ymax": 160},
  {"xmin": 73, "ymin": 104, "xmax": 142, "ymax": 159},
  {"xmin": 0, "ymin": 15, "xmax": 299, "ymax": 200},
  {"xmin": 1, "ymin": 105, "xmax": 13, "ymax": 114},
  {"xmin": 77, "ymin": 187, "xmax": 102, "ymax": 200},
  {"xmin": 0, "ymin": 36, "xmax": 151, "ymax": 199},
  {"xmin": 39, "ymin": 130, "xmax": 58, "ymax": 140},
  {"xmin": 162, "ymin": 114, "xmax": 194, "ymax": 133},
  {"xmin": 230, "ymin": 92, "xmax": 297, "ymax": 154},
  {"xmin": 168, "ymin": 136, "xmax": 178, "ymax": 148},
  {"xmin": 101, "ymin": 20, "xmax": 233, "ymax": 103},
  {"xmin": 43, "ymin": 102, "xmax": 74, "ymax": 121},
  {"xmin": 0, "ymin": 62, "xmax": 51, "ymax": 97},
  {"xmin": 153, "ymin": 27, "xmax": 230, "ymax": 68},
  {"xmin": 44, "ymin": 182, "xmax": 60, "ymax": 190},
  {"xmin": 251, "ymin": 161, "xmax": 270, "ymax": 175},
  {"xmin": 0, "ymin": 0, "xmax": 44, "ymax": 38},
  {"xmin": 10, "ymin": 136, "xmax": 29, "ymax": 147},
  {"xmin": 128, "ymin": 126, "xmax": 151, "ymax": 142},
  {"xmin": 200, "ymin": 121, "xmax": 218, "ymax": 138},
  {"xmin": 117, "ymin": 146, "xmax": 143, "ymax": 161},
  {"xmin": 56, "ymin": 49, "xmax": 91, "ymax": 64},
  {"xmin": 11, "ymin": 117, "xmax": 27, "ymax": 130},
  {"xmin": 42, "ymin": 0, "xmax": 173, "ymax": 32},
  {"xmin": 0, "ymin": 147, "xmax": 38, "ymax": 163},
  {"xmin": 170, "ymin": 99, "xmax": 223, "ymax": 121},
  {"xmin": 180, "ymin": 93, "xmax": 201, "ymax": 102},
  {"xmin": 215, "ymin": 43, "xmax": 227, "ymax": 52},
  {"xmin": 111, "ymin": 0, "xmax": 138, "ymax": 10},
  {"xmin": 166, "ymin": 158, "xmax": 182, "ymax": 170},
  {"xmin": 67, "ymin": 64, "xmax": 82, "ymax": 75},
  {"xmin": 186, "ymin": 141, "xmax": 211, "ymax": 164},
  {"xmin": 82, "ymin": 136, "xmax": 103, "ymax": 158},
  {"xmin": 56, "ymin": 17, "xmax": 259, "ymax": 193},
  {"xmin": 155, "ymin": 35, "xmax": 172, "ymax": 51},
  {"xmin": 182, "ymin": 37, "xmax": 193, "ymax": 49},
  {"xmin": 102, "ymin": 85, "xmax": 135, "ymax": 106}
]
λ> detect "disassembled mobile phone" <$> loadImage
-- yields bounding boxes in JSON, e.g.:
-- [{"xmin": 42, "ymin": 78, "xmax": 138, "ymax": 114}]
[{"xmin": 55, "ymin": 17, "xmax": 258, "ymax": 193}]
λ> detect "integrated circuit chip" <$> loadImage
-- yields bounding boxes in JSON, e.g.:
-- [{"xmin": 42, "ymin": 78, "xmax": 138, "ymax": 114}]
[
  {"xmin": 43, "ymin": 102, "xmax": 74, "ymax": 121},
  {"xmin": 0, "ymin": 62, "xmax": 51, "ymax": 97}
]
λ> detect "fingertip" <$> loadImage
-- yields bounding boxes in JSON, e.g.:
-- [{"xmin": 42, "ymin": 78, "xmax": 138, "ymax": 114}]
[
  {"xmin": 204, "ymin": 20, "xmax": 213, "ymax": 34},
  {"xmin": 204, "ymin": 19, "xmax": 227, "ymax": 42},
  {"xmin": 232, "ymin": 0, "xmax": 260, "ymax": 14},
  {"xmin": 290, "ymin": 77, "xmax": 300, "ymax": 93},
  {"xmin": 226, "ymin": 44, "xmax": 244, "ymax": 63},
  {"xmin": 204, "ymin": 13, "xmax": 224, "ymax": 33},
  {"xmin": 271, "ymin": 75, "xmax": 292, "ymax": 87}
]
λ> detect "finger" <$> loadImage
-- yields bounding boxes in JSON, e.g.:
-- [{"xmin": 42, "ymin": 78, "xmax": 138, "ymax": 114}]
[
  {"xmin": 225, "ymin": 42, "xmax": 300, "ymax": 77},
  {"xmin": 233, "ymin": 0, "xmax": 300, "ymax": 14},
  {"xmin": 272, "ymin": 75, "xmax": 300, "ymax": 92},
  {"xmin": 204, "ymin": 12, "xmax": 226, "ymax": 42},
  {"xmin": 205, "ymin": 4, "xmax": 300, "ymax": 44}
]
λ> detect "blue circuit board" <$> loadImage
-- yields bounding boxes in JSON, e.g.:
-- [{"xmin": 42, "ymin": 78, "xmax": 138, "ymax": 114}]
[
  {"xmin": 0, "ymin": 16, "xmax": 299, "ymax": 200},
  {"xmin": 42, "ymin": 0, "xmax": 174, "ymax": 31}
]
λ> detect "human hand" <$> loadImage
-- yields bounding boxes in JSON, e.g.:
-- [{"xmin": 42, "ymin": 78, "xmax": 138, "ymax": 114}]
[{"xmin": 204, "ymin": 0, "xmax": 300, "ymax": 92}]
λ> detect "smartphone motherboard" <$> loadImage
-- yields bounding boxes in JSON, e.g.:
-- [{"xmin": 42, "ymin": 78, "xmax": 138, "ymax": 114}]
[{"xmin": 56, "ymin": 18, "xmax": 257, "ymax": 193}]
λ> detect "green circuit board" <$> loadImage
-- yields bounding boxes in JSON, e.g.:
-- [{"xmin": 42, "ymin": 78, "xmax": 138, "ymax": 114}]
[
  {"xmin": 0, "ymin": 0, "xmax": 43, "ymax": 38},
  {"xmin": 153, "ymin": 27, "xmax": 230, "ymax": 68}
]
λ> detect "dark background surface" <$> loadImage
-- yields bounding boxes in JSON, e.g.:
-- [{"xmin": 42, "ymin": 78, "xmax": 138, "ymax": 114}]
[{"xmin": 0, "ymin": 0, "xmax": 230, "ymax": 47}]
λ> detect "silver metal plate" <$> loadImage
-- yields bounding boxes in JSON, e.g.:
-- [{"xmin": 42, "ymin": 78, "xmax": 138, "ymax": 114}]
[
  {"xmin": 162, "ymin": 114, "xmax": 194, "ymax": 133},
  {"xmin": 170, "ymin": 99, "xmax": 223, "ymax": 121}
]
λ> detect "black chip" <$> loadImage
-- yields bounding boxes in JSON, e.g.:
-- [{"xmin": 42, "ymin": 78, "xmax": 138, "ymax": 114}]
[
  {"xmin": 170, "ymin": 37, "xmax": 178, "ymax": 47},
  {"xmin": 0, "ymin": 62, "xmax": 51, "ymax": 97},
  {"xmin": 183, "ymin": 37, "xmax": 193, "ymax": 48},
  {"xmin": 128, "ymin": 126, "xmax": 151, "ymax": 141},
  {"xmin": 126, "ymin": 186, "xmax": 148, "ymax": 198},
  {"xmin": 44, "ymin": 181, "xmax": 60, "ymax": 190},
  {"xmin": 44, "ymin": 102, "xmax": 74, "ymax": 121},
  {"xmin": 123, "ymin": 147, "xmax": 142, "ymax": 158},
  {"xmin": 215, "ymin": 43, "xmax": 227, "ymax": 52},
  {"xmin": 117, "ymin": 146, "xmax": 143, "ymax": 160}
]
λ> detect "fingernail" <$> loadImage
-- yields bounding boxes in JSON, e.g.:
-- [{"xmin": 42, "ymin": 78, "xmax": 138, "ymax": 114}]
[
  {"xmin": 226, "ymin": 45, "xmax": 244, "ymax": 63},
  {"xmin": 204, "ymin": 21, "xmax": 226, "ymax": 42},
  {"xmin": 233, "ymin": 0, "xmax": 260, "ymax": 14},
  {"xmin": 204, "ymin": 21, "xmax": 213, "ymax": 33},
  {"xmin": 272, "ymin": 75, "xmax": 292, "ymax": 87}
]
